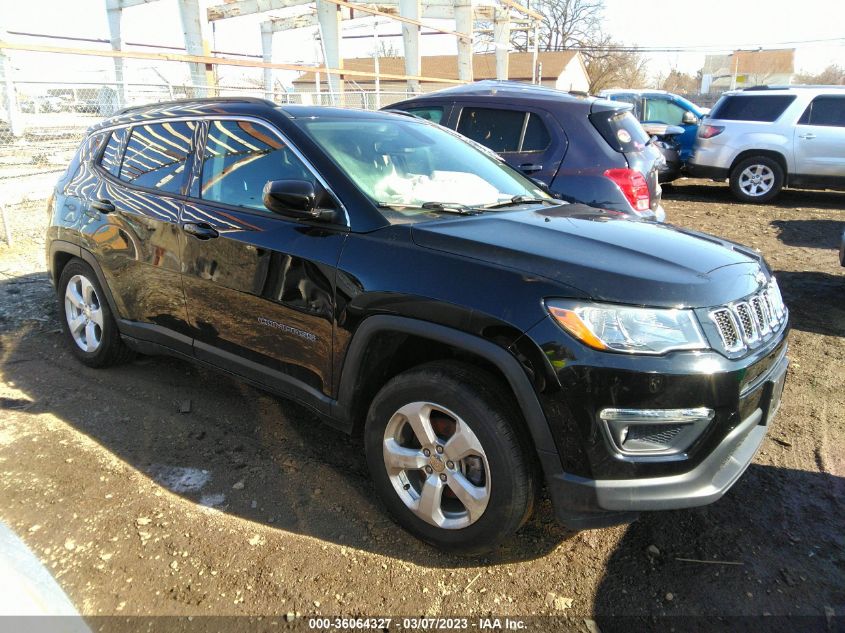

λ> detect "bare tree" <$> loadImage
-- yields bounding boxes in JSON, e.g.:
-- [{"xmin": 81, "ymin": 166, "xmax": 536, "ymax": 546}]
[
  {"xmin": 582, "ymin": 35, "xmax": 649, "ymax": 92},
  {"xmin": 659, "ymin": 68, "xmax": 700, "ymax": 93},
  {"xmin": 795, "ymin": 64, "xmax": 845, "ymax": 85},
  {"xmin": 510, "ymin": 0, "xmax": 604, "ymax": 52}
]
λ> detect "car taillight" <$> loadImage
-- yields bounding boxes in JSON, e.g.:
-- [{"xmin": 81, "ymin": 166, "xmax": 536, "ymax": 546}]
[
  {"xmin": 604, "ymin": 168, "xmax": 650, "ymax": 213},
  {"xmin": 699, "ymin": 125, "xmax": 725, "ymax": 139}
]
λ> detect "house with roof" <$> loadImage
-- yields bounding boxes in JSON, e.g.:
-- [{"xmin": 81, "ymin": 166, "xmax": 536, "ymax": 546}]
[
  {"xmin": 701, "ymin": 49, "xmax": 796, "ymax": 92},
  {"xmin": 292, "ymin": 50, "xmax": 590, "ymax": 99}
]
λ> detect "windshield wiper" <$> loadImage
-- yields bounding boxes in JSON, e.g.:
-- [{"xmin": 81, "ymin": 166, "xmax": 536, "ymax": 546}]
[
  {"xmin": 480, "ymin": 195, "xmax": 564, "ymax": 209},
  {"xmin": 377, "ymin": 201, "xmax": 481, "ymax": 215}
]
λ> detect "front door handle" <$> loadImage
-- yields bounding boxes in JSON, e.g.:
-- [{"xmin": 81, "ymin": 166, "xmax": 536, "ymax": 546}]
[
  {"xmin": 799, "ymin": 133, "xmax": 816, "ymax": 140},
  {"xmin": 183, "ymin": 222, "xmax": 219, "ymax": 240},
  {"xmin": 519, "ymin": 163, "xmax": 543, "ymax": 173},
  {"xmin": 89, "ymin": 199, "xmax": 115, "ymax": 214}
]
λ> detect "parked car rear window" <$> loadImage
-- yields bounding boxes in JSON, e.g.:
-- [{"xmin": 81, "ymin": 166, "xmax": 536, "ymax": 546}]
[
  {"xmin": 589, "ymin": 109, "xmax": 650, "ymax": 153},
  {"xmin": 798, "ymin": 96, "xmax": 845, "ymax": 127},
  {"xmin": 200, "ymin": 119, "xmax": 314, "ymax": 212},
  {"xmin": 99, "ymin": 128, "xmax": 126, "ymax": 177},
  {"xmin": 457, "ymin": 107, "xmax": 524, "ymax": 153},
  {"xmin": 404, "ymin": 106, "xmax": 444, "ymax": 124},
  {"xmin": 710, "ymin": 95, "xmax": 796, "ymax": 122},
  {"xmin": 119, "ymin": 122, "xmax": 196, "ymax": 193}
]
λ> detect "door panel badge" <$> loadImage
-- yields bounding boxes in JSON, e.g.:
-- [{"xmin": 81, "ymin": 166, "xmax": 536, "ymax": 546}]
[{"xmin": 257, "ymin": 316, "xmax": 317, "ymax": 342}]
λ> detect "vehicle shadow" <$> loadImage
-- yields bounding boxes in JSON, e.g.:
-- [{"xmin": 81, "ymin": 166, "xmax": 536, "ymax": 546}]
[
  {"xmin": 664, "ymin": 180, "xmax": 845, "ymax": 210},
  {"xmin": 592, "ymin": 465, "xmax": 845, "ymax": 632},
  {"xmin": 0, "ymin": 271, "xmax": 574, "ymax": 568},
  {"xmin": 773, "ymin": 270, "xmax": 845, "ymax": 337},
  {"xmin": 770, "ymin": 219, "xmax": 845, "ymax": 250}
]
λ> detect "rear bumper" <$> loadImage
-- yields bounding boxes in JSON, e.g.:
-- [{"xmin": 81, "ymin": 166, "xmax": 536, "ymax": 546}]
[{"xmin": 687, "ymin": 162, "xmax": 730, "ymax": 180}]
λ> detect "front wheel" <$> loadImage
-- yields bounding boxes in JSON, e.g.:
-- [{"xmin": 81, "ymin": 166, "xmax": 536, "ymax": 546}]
[
  {"xmin": 364, "ymin": 361, "xmax": 536, "ymax": 554},
  {"xmin": 729, "ymin": 156, "xmax": 784, "ymax": 203}
]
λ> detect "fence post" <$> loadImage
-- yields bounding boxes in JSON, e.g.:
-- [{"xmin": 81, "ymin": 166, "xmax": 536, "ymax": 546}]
[{"xmin": 0, "ymin": 28, "xmax": 24, "ymax": 138}]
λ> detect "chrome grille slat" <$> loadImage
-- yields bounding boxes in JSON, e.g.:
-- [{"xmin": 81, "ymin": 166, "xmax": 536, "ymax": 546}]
[{"xmin": 707, "ymin": 279, "xmax": 787, "ymax": 355}]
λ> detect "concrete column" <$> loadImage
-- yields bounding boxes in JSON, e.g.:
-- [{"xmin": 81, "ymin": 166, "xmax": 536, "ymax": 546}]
[
  {"xmin": 493, "ymin": 9, "xmax": 510, "ymax": 80},
  {"xmin": 260, "ymin": 21, "xmax": 274, "ymax": 101},
  {"xmin": 316, "ymin": 0, "xmax": 343, "ymax": 97},
  {"xmin": 454, "ymin": 0, "xmax": 473, "ymax": 82},
  {"xmin": 399, "ymin": 0, "xmax": 420, "ymax": 93},
  {"xmin": 177, "ymin": 0, "xmax": 214, "ymax": 96},
  {"xmin": 104, "ymin": 0, "xmax": 127, "ymax": 107}
]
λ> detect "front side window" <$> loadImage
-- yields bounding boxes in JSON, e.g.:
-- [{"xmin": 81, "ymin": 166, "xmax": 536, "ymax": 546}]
[
  {"xmin": 457, "ymin": 107, "xmax": 525, "ymax": 153},
  {"xmin": 404, "ymin": 106, "xmax": 444, "ymax": 124},
  {"xmin": 298, "ymin": 117, "xmax": 549, "ymax": 221},
  {"xmin": 119, "ymin": 121, "xmax": 196, "ymax": 193},
  {"xmin": 798, "ymin": 96, "xmax": 845, "ymax": 127},
  {"xmin": 643, "ymin": 99, "xmax": 686, "ymax": 126},
  {"xmin": 200, "ymin": 119, "xmax": 315, "ymax": 212}
]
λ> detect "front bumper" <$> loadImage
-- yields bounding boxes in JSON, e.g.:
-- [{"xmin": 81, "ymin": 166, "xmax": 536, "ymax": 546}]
[
  {"xmin": 516, "ymin": 312, "xmax": 789, "ymax": 529},
  {"xmin": 547, "ymin": 352, "xmax": 787, "ymax": 528}
]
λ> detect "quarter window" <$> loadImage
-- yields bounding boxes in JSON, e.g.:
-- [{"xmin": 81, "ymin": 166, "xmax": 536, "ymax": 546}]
[
  {"xmin": 457, "ymin": 108, "xmax": 551, "ymax": 153},
  {"xmin": 200, "ymin": 120, "xmax": 315, "ymax": 212},
  {"xmin": 119, "ymin": 122, "xmax": 195, "ymax": 193},
  {"xmin": 99, "ymin": 128, "xmax": 127, "ymax": 176},
  {"xmin": 798, "ymin": 96, "xmax": 845, "ymax": 127}
]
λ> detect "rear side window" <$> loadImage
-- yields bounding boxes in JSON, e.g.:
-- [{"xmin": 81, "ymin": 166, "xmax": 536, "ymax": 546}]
[
  {"xmin": 99, "ymin": 128, "xmax": 127, "ymax": 176},
  {"xmin": 199, "ymin": 119, "xmax": 315, "ymax": 212},
  {"xmin": 457, "ymin": 108, "xmax": 524, "ymax": 152},
  {"xmin": 798, "ymin": 96, "xmax": 845, "ymax": 127},
  {"xmin": 119, "ymin": 122, "xmax": 196, "ymax": 193},
  {"xmin": 590, "ymin": 109, "xmax": 650, "ymax": 153},
  {"xmin": 457, "ymin": 108, "xmax": 551, "ymax": 153},
  {"xmin": 710, "ymin": 95, "xmax": 796, "ymax": 122},
  {"xmin": 521, "ymin": 113, "xmax": 551, "ymax": 151},
  {"xmin": 404, "ymin": 106, "xmax": 444, "ymax": 124}
]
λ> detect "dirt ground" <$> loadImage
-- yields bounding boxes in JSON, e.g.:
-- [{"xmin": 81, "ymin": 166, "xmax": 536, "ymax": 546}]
[{"xmin": 0, "ymin": 179, "xmax": 843, "ymax": 632}]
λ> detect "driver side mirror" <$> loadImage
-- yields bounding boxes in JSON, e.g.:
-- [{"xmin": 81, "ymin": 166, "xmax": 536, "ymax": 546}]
[
  {"xmin": 263, "ymin": 179, "xmax": 336, "ymax": 222},
  {"xmin": 682, "ymin": 111, "xmax": 699, "ymax": 125}
]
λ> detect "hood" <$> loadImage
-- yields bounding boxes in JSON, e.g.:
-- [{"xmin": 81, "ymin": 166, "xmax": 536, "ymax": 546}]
[{"xmin": 411, "ymin": 205, "xmax": 767, "ymax": 308}]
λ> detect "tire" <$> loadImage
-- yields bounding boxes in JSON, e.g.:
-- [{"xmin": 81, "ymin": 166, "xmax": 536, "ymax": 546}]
[
  {"xmin": 364, "ymin": 361, "xmax": 536, "ymax": 554},
  {"xmin": 57, "ymin": 259, "xmax": 134, "ymax": 368},
  {"xmin": 729, "ymin": 156, "xmax": 784, "ymax": 203}
]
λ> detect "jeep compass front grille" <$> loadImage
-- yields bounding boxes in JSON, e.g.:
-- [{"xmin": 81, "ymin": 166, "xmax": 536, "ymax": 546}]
[{"xmin": 709, "ymin": 279, "xmax": 787, "ymax": 354}]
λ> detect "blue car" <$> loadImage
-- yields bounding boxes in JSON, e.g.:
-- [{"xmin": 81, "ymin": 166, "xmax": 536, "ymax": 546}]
[{"xmin": 598, "ymin": 89, "xmax": 706, "ymax": 164}]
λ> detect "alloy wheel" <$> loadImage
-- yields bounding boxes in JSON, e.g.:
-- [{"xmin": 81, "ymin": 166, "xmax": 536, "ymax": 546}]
[
  {"xmin": 738, "ymin": 164, "xmax": 775, "ymax": 197},
  {"xmin": 382, "ymin": 401, "xmax": 491, "ymax": 529},
  {"xmin": 64, "ymin": 274, "xmax": 104, "ymax": 353}
]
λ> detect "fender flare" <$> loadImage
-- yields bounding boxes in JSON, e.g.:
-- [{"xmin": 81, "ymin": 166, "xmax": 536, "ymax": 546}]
[
  {"xmin": 49, "ymin": 240, "xmax": 121, "ymax": 320},
  {"xmin": 332, "ymin": 315, "xmax": 563, "ymax": 480}
]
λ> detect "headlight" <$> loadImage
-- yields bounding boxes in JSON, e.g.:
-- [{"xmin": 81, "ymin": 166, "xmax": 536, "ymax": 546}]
[{"xmin": 546, "ymin": 300, "xmax": 708, "ymax": 355}]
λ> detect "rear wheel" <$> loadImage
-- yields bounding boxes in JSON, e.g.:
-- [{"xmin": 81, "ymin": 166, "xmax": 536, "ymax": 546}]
[
  {"xmin": 364, "ymin": 361, "xmax": 536, "ymax": 554},
  {"xmin": 729, "ymin": 156, "xmax": 784, "ymax": 203},
  {"xmin": 57, "ymin": 259, "xmax": 134, "ymax": 367}
]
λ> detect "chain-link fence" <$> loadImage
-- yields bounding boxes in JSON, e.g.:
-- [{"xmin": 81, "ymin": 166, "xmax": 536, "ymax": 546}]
[{"xmin": 0, "ymin": 46, "xmax": 428, "ymax": 233}]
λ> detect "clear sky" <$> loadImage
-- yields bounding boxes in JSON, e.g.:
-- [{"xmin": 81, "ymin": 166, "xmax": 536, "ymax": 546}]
[{"xmin": 2, "ymin": 0, "xmax": 843, "ymax": 87}]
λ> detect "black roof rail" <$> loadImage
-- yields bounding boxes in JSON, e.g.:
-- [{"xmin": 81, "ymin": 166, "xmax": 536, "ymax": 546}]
[{"xmin": 115, "ymin": 96, "xmax": 277, "ymax": 116}]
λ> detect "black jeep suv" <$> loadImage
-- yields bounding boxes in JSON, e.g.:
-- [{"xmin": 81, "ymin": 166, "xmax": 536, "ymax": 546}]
[{"xmin": 46, "ymin": 98, "xmax": 789, "ymax": 554}]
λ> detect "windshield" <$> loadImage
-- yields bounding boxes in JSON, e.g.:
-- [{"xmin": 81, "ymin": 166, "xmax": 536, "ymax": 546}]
[{"xmin": 297, "ymin": 117, "xmax": 550, "ymax": 220}]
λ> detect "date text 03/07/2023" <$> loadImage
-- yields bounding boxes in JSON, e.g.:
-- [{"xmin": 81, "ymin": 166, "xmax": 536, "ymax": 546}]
[{"xmin": 307, "ymin": 617, "xmax": 529, "ymax": 630}]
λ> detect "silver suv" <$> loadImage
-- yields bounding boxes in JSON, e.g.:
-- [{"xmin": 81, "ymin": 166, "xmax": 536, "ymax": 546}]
[{"xmin": 688, "ymin": 86, "xmax": 845, "ymax": 202}]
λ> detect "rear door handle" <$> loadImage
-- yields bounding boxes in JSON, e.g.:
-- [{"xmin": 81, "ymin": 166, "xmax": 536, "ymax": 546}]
[
  {"xmin": 799, "ymin": 133, "xmax": 816, "ymax": 140},
  {"xmin": 89, "ymin": 199, "xmax": 115, "ymax": 214},
  {"xmin": 519, "ymin": 163, "xmax": 543, "ymax": 173},
  {"xmin": 183, "ymin": 222, "xmax": 219, "ymax": 240}
]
